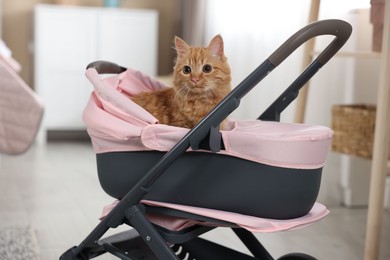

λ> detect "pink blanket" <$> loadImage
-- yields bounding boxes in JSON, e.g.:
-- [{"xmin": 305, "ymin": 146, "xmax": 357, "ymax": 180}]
[{"xmin": 84, "ymin": 68, "xmax": 333, "ymax": 169}]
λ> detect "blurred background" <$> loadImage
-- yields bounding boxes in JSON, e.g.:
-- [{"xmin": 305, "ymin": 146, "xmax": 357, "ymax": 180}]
[{"xmin": 1, "ymin": 0, "xmax": 390, "ymax": 257}]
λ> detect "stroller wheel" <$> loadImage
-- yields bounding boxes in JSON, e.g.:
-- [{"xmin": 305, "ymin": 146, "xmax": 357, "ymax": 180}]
[{"xmin": 278, "ymin": 253, "xmax": 318, "ymax": 260}]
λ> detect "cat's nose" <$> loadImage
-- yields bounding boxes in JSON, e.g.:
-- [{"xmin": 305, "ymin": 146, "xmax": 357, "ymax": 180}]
[{"xmin": 191, "ymin": 77, "xmax": 200, "ymax": 84}]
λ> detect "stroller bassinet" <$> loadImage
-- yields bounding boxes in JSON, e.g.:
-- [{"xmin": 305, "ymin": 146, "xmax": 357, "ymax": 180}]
[
  {"xmin": 61, "ymin": 19, "xmax": 352, "ymax": 260},
  {"xmin": 86, "ymin": 68, "xmax": 330, "ymax": 220}
]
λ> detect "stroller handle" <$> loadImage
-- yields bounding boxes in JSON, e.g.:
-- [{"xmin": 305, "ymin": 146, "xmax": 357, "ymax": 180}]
[
  {"xmin": 268, "ymin": 19, "xmax": 352, "ymax": 67},
  {"xmin": 86, "ymin": 60, "xmax": 126, "ymax": 74}
]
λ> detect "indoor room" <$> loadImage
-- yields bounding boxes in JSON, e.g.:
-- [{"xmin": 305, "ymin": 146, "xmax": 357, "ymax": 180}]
[{"xmin": 0, "ymin": 0, "xmax": 389, "ymax": 259}]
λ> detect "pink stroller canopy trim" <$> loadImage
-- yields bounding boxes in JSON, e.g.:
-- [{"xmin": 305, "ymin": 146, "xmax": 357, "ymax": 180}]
[{"xmin": 83, "ymin": 68, "xmax": 333, "ymax": 169}]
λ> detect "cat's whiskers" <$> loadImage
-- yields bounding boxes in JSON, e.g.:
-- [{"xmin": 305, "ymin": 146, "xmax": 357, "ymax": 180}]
[{"xmin": 174, "ymin": 85, "xmax": 191, "ymax": 104}]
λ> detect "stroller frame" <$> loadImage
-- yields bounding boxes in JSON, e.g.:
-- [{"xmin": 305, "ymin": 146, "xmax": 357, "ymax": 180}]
[{"xmin": 61, "ymin": 19, "xmax": 351, "ymax": 260}]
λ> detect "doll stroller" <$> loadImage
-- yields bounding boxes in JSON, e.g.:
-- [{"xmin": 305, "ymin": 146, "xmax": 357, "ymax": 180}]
[{"xmin": 60, "ymin": 19, "xmax": 352, "ymax": 260}]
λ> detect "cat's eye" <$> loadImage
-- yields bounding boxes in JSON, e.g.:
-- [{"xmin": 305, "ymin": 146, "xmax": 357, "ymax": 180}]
[
  {"xmin": 202, "ymin": 64, "xmax": 212, "ymax": 73},
  {"xmin": 182, "ymin": 66, "xmax": 192, "ymax": 74}
]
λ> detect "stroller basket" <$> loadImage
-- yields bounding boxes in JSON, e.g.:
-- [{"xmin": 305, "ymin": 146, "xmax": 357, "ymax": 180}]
[{"xmin": 61, "ymin": 19, "xmax": 352, "ymax": 260}]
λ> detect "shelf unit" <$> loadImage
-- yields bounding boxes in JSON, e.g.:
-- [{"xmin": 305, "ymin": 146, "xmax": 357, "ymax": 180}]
[
  {"xmin": 34, "ymin": 4, "xmax": 158, "ymax": 136},
  {"xmin": 295, "ymin": 1, "xmax": 390, "ymax": 259}
]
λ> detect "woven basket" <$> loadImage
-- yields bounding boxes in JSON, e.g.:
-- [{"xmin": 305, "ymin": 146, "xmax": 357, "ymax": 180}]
[{"xmin": 331, "ymin": 104, "xmax": 389, "ymax": 159}]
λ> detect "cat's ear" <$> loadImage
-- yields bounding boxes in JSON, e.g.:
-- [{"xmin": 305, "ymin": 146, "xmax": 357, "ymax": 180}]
[
  {"xmin": 175, "ymin": 36, "xmax": 190, "ymax": 57},
  {"xmin": 208, "ymin": 34, "xmax": 224, "ymax": 59}
]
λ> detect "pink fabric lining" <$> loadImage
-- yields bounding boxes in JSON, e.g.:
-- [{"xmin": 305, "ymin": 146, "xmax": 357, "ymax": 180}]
[
  {"xmin": 84, "ymin": 68, "xmax": 333, "ymax": 169},
  {"xmin": 100, "ymin": 200, "xmax": 329, "ymax": 233}
]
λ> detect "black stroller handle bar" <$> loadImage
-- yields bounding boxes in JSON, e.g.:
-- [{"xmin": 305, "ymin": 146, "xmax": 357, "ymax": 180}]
[
  {"xmin": 191, "ymin": 19, "xmax": 352, "ymax": 145},
  {"xmin": 81, "ymin": 19, "xmax": 352, "ymax": 248},
  {"xmin": 259, "ymin": 19, "xmax": 352, "ymax": 121},
  {"xmin": 269, "ymin": 19, "xmax": 352, "ymax": 67}
]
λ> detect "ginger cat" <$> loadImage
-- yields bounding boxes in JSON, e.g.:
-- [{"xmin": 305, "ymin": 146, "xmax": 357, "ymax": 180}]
[{"xmin": 132, "ymin": 35, "xmax": 231, "ymax": 129}]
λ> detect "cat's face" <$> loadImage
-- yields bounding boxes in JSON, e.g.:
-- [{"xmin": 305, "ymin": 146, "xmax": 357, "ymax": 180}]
[{"xmin": 173, "ymin": 35, "xmax": 231, "ymax": 95}]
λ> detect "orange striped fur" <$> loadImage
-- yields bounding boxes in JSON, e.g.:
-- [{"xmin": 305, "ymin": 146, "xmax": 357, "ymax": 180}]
[{"xmin": 132, "ymin": 35, "xmax": 231, "ymax": 129}]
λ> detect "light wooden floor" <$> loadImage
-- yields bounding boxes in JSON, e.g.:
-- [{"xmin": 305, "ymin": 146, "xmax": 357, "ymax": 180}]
[{"xmin": 0, "ymin": 141, "xmax": 389, "ymax": 259}]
